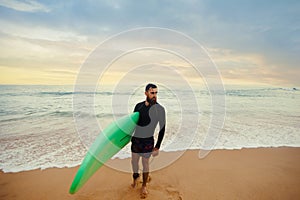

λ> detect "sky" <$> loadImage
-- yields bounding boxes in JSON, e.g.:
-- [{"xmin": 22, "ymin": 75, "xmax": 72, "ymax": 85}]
[{"xmin": 0, "ymin": 0, "xmax": 299, "ymax": 87}]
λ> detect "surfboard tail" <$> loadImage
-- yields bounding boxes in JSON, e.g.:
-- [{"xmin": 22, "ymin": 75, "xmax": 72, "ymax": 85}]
[
  {"xmin": 69, "ymin": 112, "xmax": 139, "ymax": 194},
  {"xmin": 69, "ymin": 152, "xmax": 104, "ymax": 194}
]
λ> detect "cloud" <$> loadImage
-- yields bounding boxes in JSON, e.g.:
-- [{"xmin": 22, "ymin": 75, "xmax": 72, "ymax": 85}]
[
  {"xmin": 0, "ymin": 0, "xmax": 299, "ymax": 86},
  {"xmin": 0, "ymin": 29, "xmax": 90, "ymax": 85},
  {"xmin": 208, "ymin": 47, "xmax": 300, "ymax": 86},
  {"xmin": 0, "ymin": 0, "xmax": 50, "ymax": 13},
  {"xmin": 0, "ymin": 18, "xmax": 88, "ymax": 42}
]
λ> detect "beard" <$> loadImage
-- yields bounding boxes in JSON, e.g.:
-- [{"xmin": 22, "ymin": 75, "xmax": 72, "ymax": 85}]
[{"xmin": 147, "ymin": 96, "xmax": 156, "ymax": 105}]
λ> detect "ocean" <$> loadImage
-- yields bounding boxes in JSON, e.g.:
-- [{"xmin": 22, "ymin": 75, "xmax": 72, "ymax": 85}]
[{"xmin": 0, "ymin": 85, "xmax": 299, "ymax": 173}]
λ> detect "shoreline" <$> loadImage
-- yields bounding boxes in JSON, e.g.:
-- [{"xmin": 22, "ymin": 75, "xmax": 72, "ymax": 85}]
[
  {"xmin": 1, "ymin": 147, "xmax": 300, "ymax": 199},
  {"xmin": 2, "ymin": 146, "xmax": 300, "ymax": 174}
]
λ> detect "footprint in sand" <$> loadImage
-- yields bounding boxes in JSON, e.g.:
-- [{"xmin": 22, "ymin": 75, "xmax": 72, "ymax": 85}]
[
  {"xmin": 124, "ymin": 176, "xmax": 183, "ymax": 200},
  {"xmin": 145, "ymin": 185, "xmax": 182, "ymax": 200},
  {"xmin": 165, "ymin": 187, "xmax": 183, "ymax": 200},
  {"xmin": 127, "ymin": 184, "xmax": 182, "ymax": 199}
]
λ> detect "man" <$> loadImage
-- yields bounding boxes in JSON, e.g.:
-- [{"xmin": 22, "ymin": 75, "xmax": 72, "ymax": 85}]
[{"xmin": 131, "ymin": 83, "xmax": 166, "ymax": 197}]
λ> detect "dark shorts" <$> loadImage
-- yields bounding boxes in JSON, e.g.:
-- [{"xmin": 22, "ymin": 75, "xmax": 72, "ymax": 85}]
[{"xmin": 131, "ymin": 136, "xmax": 154, "ymax": 158}]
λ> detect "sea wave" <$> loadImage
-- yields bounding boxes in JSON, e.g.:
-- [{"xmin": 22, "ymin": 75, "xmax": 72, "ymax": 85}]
[{"xmin": 0, "ymin": 85, "xmax": 299, "ymax": 173}]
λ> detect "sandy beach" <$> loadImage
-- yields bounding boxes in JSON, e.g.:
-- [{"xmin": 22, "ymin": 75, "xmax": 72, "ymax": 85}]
[{"xmin": 1, "ymin": 148, "xmax": 300, "ymax": 200}]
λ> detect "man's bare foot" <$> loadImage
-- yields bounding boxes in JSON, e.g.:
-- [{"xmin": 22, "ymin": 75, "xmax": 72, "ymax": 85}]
[{"xmin": 140, "ymin": 186, "xmax": 148, "ymax": 199}]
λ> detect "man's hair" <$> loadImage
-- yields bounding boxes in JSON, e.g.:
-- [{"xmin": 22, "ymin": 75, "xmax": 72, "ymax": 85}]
[{"xmin": 145, "ymin": 83, "xmax": 157, "ymax": 91}]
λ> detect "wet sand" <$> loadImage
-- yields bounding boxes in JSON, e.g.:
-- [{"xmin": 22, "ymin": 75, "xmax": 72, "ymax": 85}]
[{"xmin": 1, "ymin": 148, "xmax": 300, "ymax": 200}]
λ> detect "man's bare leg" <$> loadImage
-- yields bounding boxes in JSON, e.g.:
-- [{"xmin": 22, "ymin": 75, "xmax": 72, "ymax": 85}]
[
  {"xmin": 141, "ymin": 156, "xmax": 150, "ymax": 197},
  {"xmin": 131, "ymin": 153, "xmax": 140, "ymax": 188}
]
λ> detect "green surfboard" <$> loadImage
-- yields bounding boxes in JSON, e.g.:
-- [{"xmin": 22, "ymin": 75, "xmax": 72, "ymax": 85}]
[{"xmin": 69, "ymin": 112, "xmax": 139, "ymax": 194}]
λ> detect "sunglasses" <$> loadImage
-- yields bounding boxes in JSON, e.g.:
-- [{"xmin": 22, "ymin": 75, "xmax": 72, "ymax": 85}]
[{"xmin": 150, "ymin": 91, "xmax": 158, "ymax": 94}]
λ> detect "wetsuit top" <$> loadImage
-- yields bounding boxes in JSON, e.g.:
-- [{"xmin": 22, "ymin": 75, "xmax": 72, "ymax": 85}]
[{"xmin": 133, "ymin": 101, "xmax": 166, "ymax": 149}]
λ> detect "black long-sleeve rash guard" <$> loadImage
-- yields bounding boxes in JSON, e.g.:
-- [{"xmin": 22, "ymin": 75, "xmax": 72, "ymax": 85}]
[{"xmin": 133, "ymin": 101, "xmax": 166, "ymax": 149}]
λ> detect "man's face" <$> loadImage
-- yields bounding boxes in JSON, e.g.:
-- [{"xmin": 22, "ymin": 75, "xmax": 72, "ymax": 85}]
[{"xmin": 145, "ymin": 87, "xmax": 158, "ymax": 105}]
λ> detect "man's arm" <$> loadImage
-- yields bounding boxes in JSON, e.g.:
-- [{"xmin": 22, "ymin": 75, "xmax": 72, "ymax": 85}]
[
  {"xmin": 154, "ymin": 125, "xmax": 165, "ymax": 149},
  {"xmin": 154, "ymin": 106, "xmax": 166, "ymax": 149}
]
